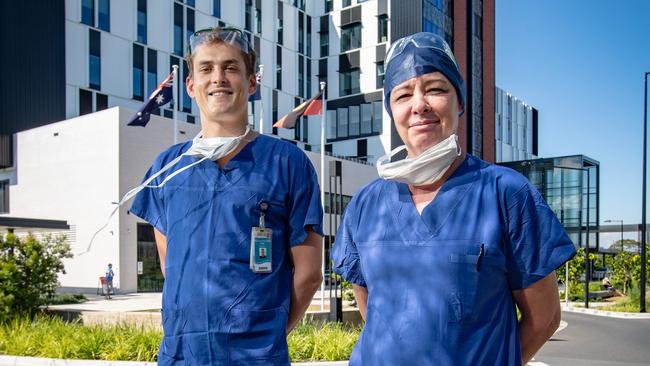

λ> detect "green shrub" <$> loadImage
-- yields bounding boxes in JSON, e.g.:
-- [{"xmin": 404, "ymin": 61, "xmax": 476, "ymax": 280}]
[
  {"xmin": 0, "ymin": 233, "xmax": 72, "ymax": 322},
  {"xmin": 47, "ymin": 293, "xmax": 88, "ymax": 305},
  {"xmin": 0, "ymin": 316, "xmax": 361, "ymax": 362},
  {"xmin": 288, "ymin": 321, "xmax": 360, "ymax": 361}
]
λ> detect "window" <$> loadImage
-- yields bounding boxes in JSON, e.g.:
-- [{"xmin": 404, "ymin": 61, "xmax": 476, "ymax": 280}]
[
  {"xmin": 306, "ymin": 61, "xmax": 312, "ymax": 96},
  {"xmin": 306, "ymin": 15, "xmax": 312, "ymax": 57},
  {"xmin": 294, "ymin": 0, "xmax": 305, "ymax": 10},
  {"xmin": 186, "ymin": 7, "xmax": 195, "ymax": 54},
  {"xmin": 320, "ymin": 33, "xmax": 329, "ymax": 57},
  {"xmin": 186, "ymin": 0, "xmax": 195, "ymax": 7},
  {"xmin": 342, "ymin": 0, "xmax": 351, "ymax": 7},
  {"xmin": 79, "ymin": 89, "xmax": 93, "ymax": 115},
  {"xmin": 245, "ymin": 0, "xmax": 253, "ymax": 32},
  {"xmin": 349, "ymin": 105, "xmax": 359, "ymax": 136},
  {"xmin": 256, "ymin": 7, "xmax": 262, "ymax": 34},
  {"xmin": 96, "ymin": 93, "xmax": 108, "ymax": 111},
  {"xmin": 173, "ymin": 3, "xmax": 183, "ymax": 56},
  {"xmin": 340, "ymin": 24, "xmax": 361, "ymax": 52},
  {"xmin": 276, "ymin": 46, "xmax": 282, "ymax": 90},
  {"xmin": 360, "ymin": 103, "xmax": 372, "ymax": 135},
  {"xmin": 298, "ymin": 13, "xmax": 304, "ymax": 54},
  {"xmin": 327, "ymin": 110, "xmax": 336, "ymax": 139},
  {"xmin": 376, "ymin": 62, "xmax": 384, "ymax": 88},
  {"xmin": 89, "ymin": 29, "xmax": 101, "ymax": 90},
  {"xmin": 277, "ymin": 1, "xmax": 283, "ymax": 45},
  {"xmin": 339, "ymin": 69, "xmax": 360, "ymax": 96},
  {"xmin": 98, "ymin": 0, "xmax": 110, "ymax": 31},
  {"xmin": 133, "ymin": 44, "xmax": 144, "ymax": 100},
  {"xmin": 187, "ymin": 115, "xmax": 195, "ymax": 124},
  {"xmin": 298, "ymin": 56, "xmax": 304, "ymax": 97},
  {"xmin": 0, "ymin": 180, "xmax": 8, "ymax": 214},
  {"xmin": 324, "ymin": 0, "xmax": 333, "ymax": 12},
  {"xmin": 357, "ymin": 139, "xmax": 367, "ymax": 161},
  {"xmin": 337, "ymin": 108, "xmax": 348, "ymax": 138},
  {"xmin": 213, "ymin": 0, "xmax": 221, "ymax": 17},
  {"xmin": 81, "ymin": 0, "xmax": 94, "ymax": 26},
  {"xmin": 378, "ymin": 14, "xmax": 388, "ymax": 42},
  {"xmin": 372, "ymin": 101, "xmax": 382, "ymax": 133},
  {"xmin": 137, "ymin": 0, "xmax": 147, "ymax": 43},
  {"xmin": 147, "ymin": 49, "xmax": 157, "ymax": 96},
  {"xmin": 182, "ymin": 63, "xmax": 191, "ymax": 112}
]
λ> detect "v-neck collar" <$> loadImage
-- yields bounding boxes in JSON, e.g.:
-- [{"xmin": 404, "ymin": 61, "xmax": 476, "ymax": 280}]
[
  {"xmin": 392, "ymin": 155, "xmax": 481, "ymax": 239},
  {"xmin": 194, "ymin": 136, "xmax": 257, "ymax": 191}
]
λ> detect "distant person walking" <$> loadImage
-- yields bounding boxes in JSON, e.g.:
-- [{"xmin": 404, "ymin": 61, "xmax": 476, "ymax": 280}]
[{"xmin": 105, "ymin": 263, "xmax": 114, "ymax": 299}]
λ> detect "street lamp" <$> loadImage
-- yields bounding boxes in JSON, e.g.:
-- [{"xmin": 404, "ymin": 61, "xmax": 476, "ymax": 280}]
[
  {"xmin": 604, "ymin": 219, "xmax": 624, "ymax": 253},
  {"xmin": 642, "ymin": 71, "xmax": 649, "ymax": 313}
]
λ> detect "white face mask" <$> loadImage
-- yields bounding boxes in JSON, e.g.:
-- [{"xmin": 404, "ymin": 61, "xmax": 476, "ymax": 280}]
[
  {"xmin": 83, "ymin": 127, "xmax": 251, "ymax": 255},
  {"xmin": 376, "ymin": 134, "xmax": 461, "ymax": 186}
]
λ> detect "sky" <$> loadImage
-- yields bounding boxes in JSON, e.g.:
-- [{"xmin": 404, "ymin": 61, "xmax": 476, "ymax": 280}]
[{"xmin": 496, "ymin": 0, "xmax": 650, "ymax": 226}]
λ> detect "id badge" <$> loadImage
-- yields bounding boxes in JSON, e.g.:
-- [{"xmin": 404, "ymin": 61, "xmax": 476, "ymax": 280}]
[{"xmin": 250, "ymin": 227, "xmax": 272, "ymax": 273}]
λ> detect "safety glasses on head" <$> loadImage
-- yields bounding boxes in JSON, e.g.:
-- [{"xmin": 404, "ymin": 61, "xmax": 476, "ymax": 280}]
[
  {"xmin": 385, "ymin": 33, "xmax": 459, "ymax": 70},
  {"xmin": 188, "ymin": 27, "xmax": 251, "ymax": 54}
]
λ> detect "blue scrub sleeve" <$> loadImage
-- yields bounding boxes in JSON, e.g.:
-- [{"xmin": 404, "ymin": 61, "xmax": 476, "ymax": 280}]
[
  {"xmin": 504, "ymin": 182, "xmax": 576, "ymax": 290},
  {"xmin": 331, "ymin": 200, "xmax": 367, "ymax": 287},
  {"xmin": 287, "ymin": 155, "xmax": 324, "ymax": 247},
  {"xmin": 129, "ymin": 163, "xmax": 167, "ymax": 236}
]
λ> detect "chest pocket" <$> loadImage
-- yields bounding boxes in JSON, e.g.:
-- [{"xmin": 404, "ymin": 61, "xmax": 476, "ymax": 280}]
[{"xmin": 447, "ymin": 242, "xmax": 506, "ymax": 324}]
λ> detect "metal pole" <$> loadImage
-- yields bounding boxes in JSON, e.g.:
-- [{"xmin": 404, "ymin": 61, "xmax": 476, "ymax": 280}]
[
  {"xmin": 585, "ymin": 168, "xmax": 590, "ymax": 309},
  {"xmin": 642, "ymin": 72, "xmax": 648, "ymax": 313},
  {"xmin": 172, "ymin": 65, "xmax": 179, "ymax": 145},
  {"xmin": 319, "ymin": 81, "xmax": 327, "ymax": 311},
  {"xmin": 621, "ymin": 220, "xmax": 624, "ymax": 253}
]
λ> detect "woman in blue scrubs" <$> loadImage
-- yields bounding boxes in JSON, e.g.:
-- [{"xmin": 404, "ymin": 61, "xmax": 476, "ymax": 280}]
[{"xmin": 331, "ymin": 32, "xmax": 576, "ymax": 366}]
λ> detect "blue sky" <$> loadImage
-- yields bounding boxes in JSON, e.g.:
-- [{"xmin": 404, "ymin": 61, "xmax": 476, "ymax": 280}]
[{"xmin": 496, "ymin": 0, "xmax": 650, "ymax": 225}]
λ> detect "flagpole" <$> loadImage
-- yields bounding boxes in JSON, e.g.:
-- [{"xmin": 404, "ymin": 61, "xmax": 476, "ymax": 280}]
[
  {"xmin": 172, "ymin": 64, "xmax": 179, "ymax": 145},
  {"xmin": 319, "ymin": 81, "xmax": 327, "ymax": 311},
  {"xmin": 258, "ymin": 65, "xmax": 264, "ymax": 134}
]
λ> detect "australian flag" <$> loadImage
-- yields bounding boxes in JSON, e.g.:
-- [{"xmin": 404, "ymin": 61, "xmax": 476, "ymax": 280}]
[{"xmin": 127, "ymin": 71, "xmax": 174, "ymax": 126}]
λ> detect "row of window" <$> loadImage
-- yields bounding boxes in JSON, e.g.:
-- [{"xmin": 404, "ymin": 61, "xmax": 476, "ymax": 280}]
[
  {"xmin": 324, "ymin": 192, "xmax": 352, "ymax": 214},
  {"xmin": 327, "ymin": 101, "xmax": 382, "ymax": 141}
]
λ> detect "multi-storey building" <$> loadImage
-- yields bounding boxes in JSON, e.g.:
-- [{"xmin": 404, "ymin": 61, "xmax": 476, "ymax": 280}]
[
  {"xmin": 495, "ymin": 86, "xmax": 538, "ymax": 162},
  {"xmin": 0, "ymin": 0, "xmax": 496, "ymax": 291}
]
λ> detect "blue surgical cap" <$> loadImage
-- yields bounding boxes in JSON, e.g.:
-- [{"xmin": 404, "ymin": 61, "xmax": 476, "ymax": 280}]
[{"xmin": 383, "ymin": 32, "xmax": 466, "ymax": 118}]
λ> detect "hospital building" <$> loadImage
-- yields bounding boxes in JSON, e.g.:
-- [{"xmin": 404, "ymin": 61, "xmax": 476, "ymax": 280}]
[{"xmin": 0, "ymin": 0, "xmax": 496, "ymax": 292}]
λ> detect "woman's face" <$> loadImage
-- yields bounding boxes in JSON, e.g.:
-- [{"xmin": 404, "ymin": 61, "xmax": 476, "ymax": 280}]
[{"xmin": 389, "ymin": 71, "xmax": 461, "ymax": 157}]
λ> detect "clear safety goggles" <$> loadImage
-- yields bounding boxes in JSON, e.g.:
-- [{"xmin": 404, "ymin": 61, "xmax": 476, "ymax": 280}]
[
  {"xmin": 188, "ymin": 27, "xmax": 251, "ymax": 54},
  {"xmin": 385, "ymin": 34, "xmax": 459, "ymax": 68}
]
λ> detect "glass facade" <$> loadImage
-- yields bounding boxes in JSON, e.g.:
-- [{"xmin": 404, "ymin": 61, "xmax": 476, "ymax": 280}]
[
  {"xmin": 340, "ymin": 23, "xmax": 361, "ymax": 52},
  {"xmin": 0, "ymin": 180, "xmax": 8, "ymax": 213},
  {"xmin": 132, "ymin": 43, "xmax": 144, "ymax": 101},
  {"xmin": 499, "ymin": 155, "xmax": 600, "ymax": 251},
  {"xmin": 137, "ymin": 0, "xmax": 147, "ymax": 44},
  {"xmin": 422, "ymin": 0, "xmax": 453, "ymax": 46}
]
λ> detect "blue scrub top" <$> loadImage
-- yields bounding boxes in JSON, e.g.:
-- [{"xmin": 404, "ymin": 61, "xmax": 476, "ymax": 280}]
[
  {"xmin": 130, "ymin": 135, "xmax": 323, "ymax": 366},
  {"xmin": 331, "ymin": 155, "xmax": 575, "ymax": 366}
]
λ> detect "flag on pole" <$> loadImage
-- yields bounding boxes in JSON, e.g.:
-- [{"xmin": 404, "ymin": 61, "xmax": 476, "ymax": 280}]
[
  {"xmin": 272, "ymin": 89, "xmax": 323, "ymax": 129},
  {"xmin": 127, "ymin": 71, "xmax": 174, "ymax": 127}
]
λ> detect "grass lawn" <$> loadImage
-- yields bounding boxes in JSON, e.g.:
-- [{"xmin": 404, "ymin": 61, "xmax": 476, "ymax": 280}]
[{"xmin": 0, "ymin": 316, "xmax": 360, "ymax": 362}]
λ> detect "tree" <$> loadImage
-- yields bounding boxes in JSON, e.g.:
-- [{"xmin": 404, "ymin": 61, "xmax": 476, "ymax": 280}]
[
  {"xmin": 0, "ymin": 233, "xmax": 72, "ymax": 322},
  {"xmin": 556, "ymin": 248, "xmax": 597, "ymax": 299},
  {"xmin": 609, "ymin": 239, "xmax": 640, "ymax": 253}
]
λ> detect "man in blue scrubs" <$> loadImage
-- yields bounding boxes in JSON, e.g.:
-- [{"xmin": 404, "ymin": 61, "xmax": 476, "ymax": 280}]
[
  {"xmin": 130, "ymin": 27, "xmax": 323, "ymax": 365},
  {"xmin": 331, "ymin": 32, "xmax": 576, "ymax": 365}
]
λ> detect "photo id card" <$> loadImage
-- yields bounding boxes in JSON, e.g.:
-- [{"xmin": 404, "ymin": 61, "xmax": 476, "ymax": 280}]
[{"xmin": 250, "ymin": 227, "xmax": 272, "ymax": 273}]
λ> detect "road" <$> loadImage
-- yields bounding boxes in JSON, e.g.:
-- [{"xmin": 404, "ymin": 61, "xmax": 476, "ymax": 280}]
[{"xmin": 533, "ymin": 311, "xmax": 650, "ymax": 366}]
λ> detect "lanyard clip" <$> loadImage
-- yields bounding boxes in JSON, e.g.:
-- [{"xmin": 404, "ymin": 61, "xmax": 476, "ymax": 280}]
[{"xmin": 258, "ymin": 200, "xmax": 269, "ymax": 228}]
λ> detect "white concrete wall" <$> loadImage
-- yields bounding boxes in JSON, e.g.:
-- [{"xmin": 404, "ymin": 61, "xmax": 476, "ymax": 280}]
[
  {"xmin": 9, "ymin": 108, "xmax": 122, "ymax": 290},
  {"xmin": 118, "ymin": 108, "xmax": 200, "ymax": 292}
]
